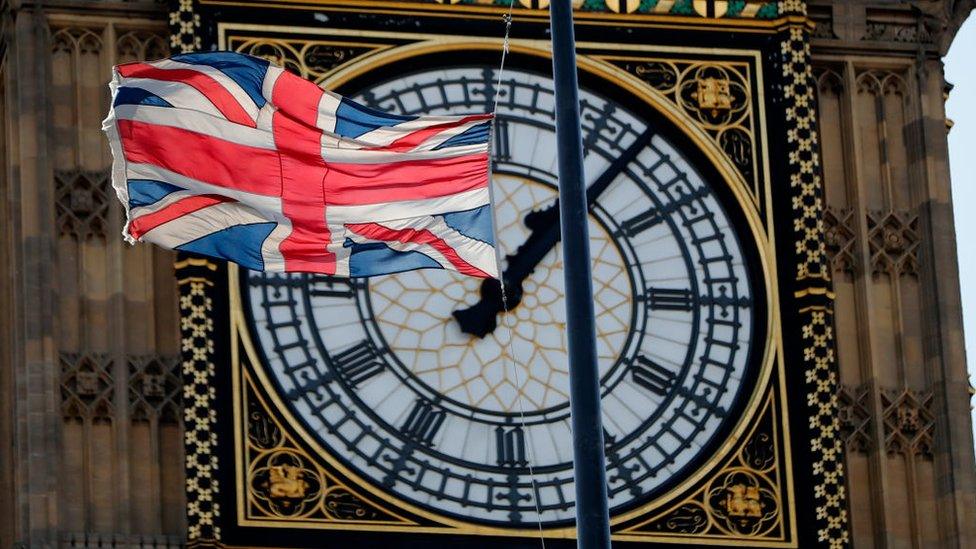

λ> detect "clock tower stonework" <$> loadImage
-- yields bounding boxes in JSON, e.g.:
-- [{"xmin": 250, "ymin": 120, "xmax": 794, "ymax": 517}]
[{"xmin": 1, "ymin": 1, "xmax": 974, "ymax": 548}]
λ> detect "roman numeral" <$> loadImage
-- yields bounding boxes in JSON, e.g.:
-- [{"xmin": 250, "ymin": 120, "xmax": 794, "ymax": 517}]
[
  {"xmin": 331, "ymin": 341, "xmax": 384, "ymax": 388},
  {"xmin": 307, "ymin": 275, "xmax": 357, "ymax": 299},
  {"xmin": 618, "ymin": 186, "xmax": 710, "ymax": 237},
  {"xmin": 619, "ymin": 207, "xmax": 667, "ymax": 236},
  {"xmin": 493, "ymin": 118, "xmax": 511, "ymax": 163},
  {"xmin": 631, "ymin": 355, "xmax": 677, "ymax": 396},
  {"xmin": 646, "ymin": 287, "xmax": 695, "ymax": 311},
  {"xmin": 400, "ymin": 400, "xmax": 446, "ymax": 447},
  {"xmin": 495, "ymin": 426, "xmax": 528, "ymax": 467}
]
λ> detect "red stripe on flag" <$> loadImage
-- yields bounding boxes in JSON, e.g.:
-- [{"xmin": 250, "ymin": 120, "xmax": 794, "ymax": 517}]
[
  {"xmin": 118, "ymin": 63, "xmax": 256, "ymax": 128},
  {"xmin": 324, "ymin": 153, "xmax": 490, "ymax": 206},
  {"xmin": 128, "ymin": 194, "xmax": 234, "ymax": 240},
  {"xmin": 272, "ymin": 73, "xmax": 336, "ymax": 274},
  {"xmin": 384, "ymin": 114, "xmax": 493, "ymax": 152},
  {"xmin": 345, "ymin": 222, "xmax": 491, "ymax": 278},
  {"xmin": 271, "ymin": 69, "xmax": 324, "ymax": 127},
  {"xmin": 117, "ymin": 119, "xmax": 281, "ymax": 197}
]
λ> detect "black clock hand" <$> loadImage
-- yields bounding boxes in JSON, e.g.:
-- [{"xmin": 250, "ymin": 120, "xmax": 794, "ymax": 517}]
[{"xmin": 453, "ymin": 127, "xmax": 656, "ymax": 338}]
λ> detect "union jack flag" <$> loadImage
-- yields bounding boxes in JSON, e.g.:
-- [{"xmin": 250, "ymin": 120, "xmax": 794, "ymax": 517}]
[{"xmin": 102, "ymin": 51, "xmax": 497, "ymax": 278}]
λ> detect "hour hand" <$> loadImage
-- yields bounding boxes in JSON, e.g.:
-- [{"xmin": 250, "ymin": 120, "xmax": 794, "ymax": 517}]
[
  {"xmin": 453, "ymin": 204, "xmax": 559, "ymax": 338},
  {"xmin": 451, "ymin": 278, "xmax": 512, "ymax": 338},
  {"xmin": 453, "ymin": 127, "xmax": 655, "ymax": 338}
]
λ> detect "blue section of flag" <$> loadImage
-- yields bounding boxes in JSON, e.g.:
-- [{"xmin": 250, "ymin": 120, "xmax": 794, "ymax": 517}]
[
  {"xmin": 440, "ymin": 205, "xmax": 495, "ymax": 246},
  {"xmin": 433, "ymin": 122, "xmax": 491, "ymax": 149},
  {"xmin": 177, "ymin": 222, "xmax": 277, "ymax": 271},
  {"xmin": 127, "ymin": 179, "xmax": 185, "ymax": 208},
  {"xmin": 171, "ymin": 52, "xmax": 269, "ymax": 109},
  {"xmin": 106, "ymin": 50, "xmax": 496, "ymax": 278},
  {"xmin": 345, "ymin": 239, "xmax": 441, "ymax": 277},
  {"xmin": 335, "ymin": 98, "xmax": 418, "ymax": 139},
  {"xmin": 113, "ymin": 87, "xmax": 172, "ymax": 108}
]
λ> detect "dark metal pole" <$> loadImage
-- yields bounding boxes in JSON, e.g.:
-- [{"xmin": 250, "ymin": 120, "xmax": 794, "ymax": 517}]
[{"xmin": 549, "ymin": 2, "xmax": 611, "ymax": 548}]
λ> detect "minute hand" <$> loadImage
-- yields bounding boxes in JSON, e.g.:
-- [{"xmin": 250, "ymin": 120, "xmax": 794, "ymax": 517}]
[{"xmin": 453, "ymin": 127, "xmax": 656, "ymax": 338}]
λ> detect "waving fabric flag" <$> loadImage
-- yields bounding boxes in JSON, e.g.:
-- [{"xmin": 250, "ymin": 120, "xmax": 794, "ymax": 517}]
[{"xmin": 102, "ymin": 51, "xmax": 497, "ymax": 278}]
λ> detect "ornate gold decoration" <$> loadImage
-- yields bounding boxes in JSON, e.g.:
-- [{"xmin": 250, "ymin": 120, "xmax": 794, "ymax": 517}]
[
  {"xmin": 693, "ymin": 0, "xmax": 728, "ymax": 18},
  {"xmin": 777, "ymin": 0, "xmax": 804, "ymax": 16},
  {"xmin": 269, "ymin": 464, "xmax": 309, "ymax": 499},
  {"xmin": 725, "ymin": 484, "xmax": 762, "ymax": 518},
  {"xmin": 694, "ymin": 76, "xmax": 732, "ymax": 116},
  {"xmin": 241, "ymin": 371, "xmax": 414, "ymax": 526},
  {"xmin": 180, "ymin": 275, "xmax": 221, "ymax": 542},
  {"xmin": 708, "ymin": 470, "xmax": 778, "ymax": 535},
  {"xmin": 619, "ymin": 392, "xmax": 785, "ymax": 542},
  {"xmin": 170, "ymin": 0, "xmax": 201, "ymax": 53},
  {"xmin": 370, "ymin": 0, "xmax": 780, "ymax": 18},
  {"xmin": 251, "ymin": 450, "xmax": 321, "ymax": 516},
  {"xmin": 779, "ymin": 1, "xmax": 850, "ymax": 542},
  {"xmin": 798, "ymin": 307, "xmax": 848, "ymax": 547},
  {"xmin": 227, "ymin": 37, "xmax": 385, "ymax": 85},
  {"xmin": 605, "ymin": 0, "xmax": 640, "ymax": 13},
  {"xmin": 605, "ymin": 58, "xmax": 759, "ymax": 199}
]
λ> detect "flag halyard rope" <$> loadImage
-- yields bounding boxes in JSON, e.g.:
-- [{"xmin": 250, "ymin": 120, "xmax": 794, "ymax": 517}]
[{"xmin": 486, "ymin": 2, "xmax": 548, "ymax": 547}]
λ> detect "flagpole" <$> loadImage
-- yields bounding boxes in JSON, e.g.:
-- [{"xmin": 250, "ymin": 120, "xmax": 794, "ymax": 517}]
[{"xmin": 548, "ymin": 2, "xmax": 612, "ymax": 548}]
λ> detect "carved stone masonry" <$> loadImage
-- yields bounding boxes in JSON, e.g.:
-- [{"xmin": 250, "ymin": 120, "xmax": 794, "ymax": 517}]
[
  {"xmin": 60, "ymin": 352, "xmax": 115, "ymax": 422},
  {"xmin": 55, "ymin": 168, "xmax": 113, "ymax": 241},
  {"xmin": 128, "ymin": 354, "xmax": 182, "ymax": 425},
  {"xmin": 867, "ymin": 209, "xmax": 920, "ymax": 277},
  {"xmin": 116, "ymin": 29, "xmax": 169, "ymax": 62},
  {"xmin": 823, "ymin": 206, "xmax": 857, "ymax": 275},
  {"xmin": 837, "ymin": 383, "xmax": 872, "ymax": 453},
  {"xmin": 862, "ymin": 8, "xmax": 936, "ymax": 44},
  {"xmin": 880, "ymin": 388, "xmax": 935, "ymax": 459}
]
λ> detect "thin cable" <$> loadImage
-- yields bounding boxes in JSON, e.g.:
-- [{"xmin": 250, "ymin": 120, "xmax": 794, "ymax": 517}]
[
  {"xmin": 491, "ymin": 4, "xmax": 514, "ymax": 115},
  {"xmin": 485, "ymin": 2, "xmax": 547, "ymax": 547}
]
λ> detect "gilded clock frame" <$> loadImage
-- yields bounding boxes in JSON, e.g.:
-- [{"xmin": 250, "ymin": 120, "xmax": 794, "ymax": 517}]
[
  {"xmin": 175, "ymin": 2, "xmax": 850, "ymax": 547},
  {"xmin": 220, "ymin": 28, "xmax": 793, "ymax": 548}
]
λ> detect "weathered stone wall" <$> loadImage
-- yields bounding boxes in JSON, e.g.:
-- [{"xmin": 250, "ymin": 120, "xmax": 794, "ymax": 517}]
[
  {"xmin": 810, "ymin": 1, "xmax": 976, "ymax": 546},
  {"xmin": 1, "ymin": 2, "xmax": 184, "ymax": 546}
]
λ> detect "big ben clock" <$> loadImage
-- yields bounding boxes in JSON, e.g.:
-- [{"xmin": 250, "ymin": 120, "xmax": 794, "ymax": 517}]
[{"xmin": 174, "ymin": 1, "xmax": 850, "ymax": 548}]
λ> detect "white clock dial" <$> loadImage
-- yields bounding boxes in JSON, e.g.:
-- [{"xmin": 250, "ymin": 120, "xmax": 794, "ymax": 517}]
[{"xmin": 244, "ymin": 65, "xmax": 760, "ymax": 526}]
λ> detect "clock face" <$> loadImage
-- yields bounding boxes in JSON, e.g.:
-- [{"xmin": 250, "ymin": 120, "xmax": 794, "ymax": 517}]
[{"xmin": 243, "ymin": 63, "xmax": 764, "ymax": 527}]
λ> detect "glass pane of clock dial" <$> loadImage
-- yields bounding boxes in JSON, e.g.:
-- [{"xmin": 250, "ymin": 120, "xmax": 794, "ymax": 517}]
[{"xmin": 245, "ymin": 65, "xmax": 758, "ymax": 526}]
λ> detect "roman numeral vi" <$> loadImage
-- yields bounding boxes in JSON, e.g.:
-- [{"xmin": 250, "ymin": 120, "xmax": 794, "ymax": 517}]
[{"xmin": 496, "ymin": 426, "xmax": 528, "ymax": 467}]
